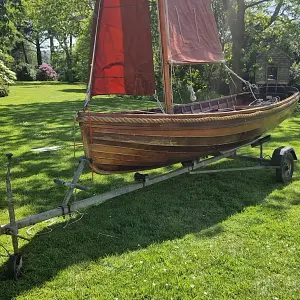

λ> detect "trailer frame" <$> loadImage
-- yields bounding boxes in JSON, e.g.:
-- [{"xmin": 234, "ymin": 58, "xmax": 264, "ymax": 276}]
[{"xmin": 0, "ymin": 135, "xmax": 297, "ymax": 279}]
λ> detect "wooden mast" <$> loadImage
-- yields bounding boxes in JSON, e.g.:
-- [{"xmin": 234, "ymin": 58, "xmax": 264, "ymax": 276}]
[
  {"xmin": 157, "ymin": 0, "xmax": 173, "ymax": 114},
  {"xmin": 84, "ymin": 0, "xmax": 102, "ymax": 110}
]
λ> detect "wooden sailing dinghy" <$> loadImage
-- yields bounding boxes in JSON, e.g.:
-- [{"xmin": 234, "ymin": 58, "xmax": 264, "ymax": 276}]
[{"xmin": 77, "ymin": 0, "xmax": 299, "ymax": 174}]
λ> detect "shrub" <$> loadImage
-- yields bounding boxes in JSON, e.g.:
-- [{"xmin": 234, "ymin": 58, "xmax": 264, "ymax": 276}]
[
  {"xmin": 16, "ymin": 63, "xmax": 36, "ymax": 81},
  {"xmin": 0, "ymin": 59, "xmax": 16, "ymax": 97},
  {"xmin": 36, "ymin": 63, "xmax": 58, "ymax": 81},
  {"xmin": 0, "ymin": 85, "xmax": 9, "ymax": 97}
]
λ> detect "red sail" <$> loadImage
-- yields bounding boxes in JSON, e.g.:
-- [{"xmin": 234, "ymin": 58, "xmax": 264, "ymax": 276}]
[
  {"xmin": 90, "ymin": 0, "xmax": 155, "ymax": 96},
  {"xmin": 165, "ymin": 0, "xmax": 224, "ymax": 64}
]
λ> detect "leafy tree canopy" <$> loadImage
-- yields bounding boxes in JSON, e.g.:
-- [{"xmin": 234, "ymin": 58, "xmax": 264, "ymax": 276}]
[{"xmin": 1, "ymin": 0, "xmax": 299, "ymax": 91}]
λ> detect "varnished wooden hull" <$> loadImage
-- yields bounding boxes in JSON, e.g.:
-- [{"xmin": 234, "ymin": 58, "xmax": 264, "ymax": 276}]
[{"xmin": 78, "ymin": 92, "xmax": 299, "ymax": 174}]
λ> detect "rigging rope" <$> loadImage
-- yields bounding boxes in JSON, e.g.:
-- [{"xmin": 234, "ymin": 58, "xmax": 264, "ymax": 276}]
[
  {"xmin": 88, "ymin": 111, "xmax": 95, "ymax": 180},
  {"xmin": 72, "ymin": 113, "xmax": 79, "ymax": 201},
  {"xmin": 26, "ymin": 210, "xmax": 87, "ymax": 236},
  {"xmin": 154, "ymin": 92, "xmax": 166, "ymax": 114},
  {"xmin": 73, "ymin": 113, "xmax": 78, "ymax": 170},
  {"xmin": 84, "ymin": 0, "xmax": 103, "ymax": 111},
  {"xmin": 226, "ymin": 70, "xmax": 238, "ymax": 106},
  {"xmin": 224, "ymin": 64, "xmax": 261, "ymax": 105},
  {"xmin": 224, "ymin": 64, "xmax": 285, "ymax": 107}
]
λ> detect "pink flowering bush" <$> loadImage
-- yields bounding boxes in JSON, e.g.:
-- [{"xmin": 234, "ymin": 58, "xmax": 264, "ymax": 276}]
[{"xmin": 36, "ymin": 64, "xmax": 58, "ymax": 81}]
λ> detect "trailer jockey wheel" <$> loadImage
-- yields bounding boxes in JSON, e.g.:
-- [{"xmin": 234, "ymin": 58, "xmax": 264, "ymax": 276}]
[
  {"xmin": 276, "ymin": 152, "xmax": 294, "ymax": 185},
  {"xmin": 7, "ymin": 254, "xmax": 23, "ymax": 280}
]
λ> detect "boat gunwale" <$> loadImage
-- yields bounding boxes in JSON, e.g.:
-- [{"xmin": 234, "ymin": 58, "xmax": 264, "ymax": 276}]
[
  {"xmin": 80, "ymin": 99, "xmax": 297, "ymax": 131},
  {"xmin": 78, "ymin": 92, "xmax": 299, "ymax": 120}
]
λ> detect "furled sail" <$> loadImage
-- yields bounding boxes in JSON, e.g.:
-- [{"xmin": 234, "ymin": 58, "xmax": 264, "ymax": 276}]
[
  {"xmin": 165, "ymin": 0, "xmax": 224, "ymax": 64},
  {"xmin": 90, "ymin": 0, "xmax": 155, "ymax": 96}
]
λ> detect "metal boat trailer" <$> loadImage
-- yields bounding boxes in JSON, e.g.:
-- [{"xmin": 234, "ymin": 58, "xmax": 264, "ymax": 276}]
[{"xmin": 0, "ymin": 135, "xmax": 297, "ymax": 279}]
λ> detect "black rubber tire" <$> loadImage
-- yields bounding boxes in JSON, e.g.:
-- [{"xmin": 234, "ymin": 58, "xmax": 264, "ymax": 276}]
[
  {"xmin": 7, "ymin": 254, "xmax": 23, "ymax": 280},
  {"xmin": 181, "ymin": 161, "xmax": 193, "ymax": 167},
  {"xmin": 276, "ymin": 152, "xmax": 294, "ymax": 185},
  {"xmin": 181, "ymin": 158, "xmax": 200, "ymax": 167}
]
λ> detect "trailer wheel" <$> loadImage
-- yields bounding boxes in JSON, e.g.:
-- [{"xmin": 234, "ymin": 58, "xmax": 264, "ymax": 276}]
[
  {"xmin": 181, "ymin": 161, "xmax": 193, "ymax": 167},
  {"xmin": 276, "ymin": 152, "xmax": 294, "ymax": 185},
  {"xmin": 7, "ymin": 254, "xmax": 23, "ymax": 280}
]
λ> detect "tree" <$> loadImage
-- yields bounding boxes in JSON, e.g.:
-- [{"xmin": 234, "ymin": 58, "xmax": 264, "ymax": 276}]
[
  {"xmin": 23, "ymin": 0, "xmax": 92, "ymax": 82},
  {"xmin": 221, "ymin": 0, "xmax": 294, "ymax": 92},
  {"xmin": 21, "ymin": 0, "xmax": 53, "ymax": 66},
  {"xmin": 73, "ymin": 16, "xmax": 93, "ymax": 82},
  {"xmin": 0, "ymin": 0, "xmax": 22, "ymax": 54}
]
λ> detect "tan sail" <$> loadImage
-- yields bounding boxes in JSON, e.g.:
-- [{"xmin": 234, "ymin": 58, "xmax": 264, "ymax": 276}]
[{"xmin": 165, "ymin": 0, "xmax": 224, "ymax": 64}]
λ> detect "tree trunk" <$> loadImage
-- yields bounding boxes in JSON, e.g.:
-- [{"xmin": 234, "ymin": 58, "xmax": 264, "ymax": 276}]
[
  {"xmin": 36, "ymin": 34, "xmax": 42, "ymax": 66},
  {"xmin": 67, "ymin": 36, "xmax": 73, "ymax": 82},
  {"xmin": 64, "ymin": 36, "xmax": 73, "ymax": 82},
  {"xmin": 223, "ymin": 0, "xmax": 246, "ymax": 93},
  {"xmin": 66, "ymin": 51, "xmax": 73, "ymax": 82},
  {"xmin": 70, "ymin": 35, "xmax": 72, "ymax": 53},
  {"xmin": 49, "ymin": 35, "xmax": 55, "ymax": 64},
  {"xmin": 222, "ymin": 0, "xmax": 283, "ymax": 93},
  {"xmin": 21, "ymin": 41, "xmax": 29, "ymax": 64}
]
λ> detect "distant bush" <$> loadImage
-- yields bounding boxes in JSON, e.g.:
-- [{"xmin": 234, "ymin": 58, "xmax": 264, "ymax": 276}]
[
  {"xmin": 36, "ymin": 63, "xmax": 58, "ymax": 81},
  {"xmin": 16, "ymin": 63, "xmax": 36, "ymax": 81}
]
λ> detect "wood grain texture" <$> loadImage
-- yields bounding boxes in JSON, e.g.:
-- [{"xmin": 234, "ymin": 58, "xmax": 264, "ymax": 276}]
[{"xmin": 78, "ymin": 91, "xmax": 299, "ymax": 174}]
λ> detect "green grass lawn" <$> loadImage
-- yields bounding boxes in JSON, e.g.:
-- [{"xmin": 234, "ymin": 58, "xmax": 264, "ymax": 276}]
[{"xmin": 0, "ymin": 82, "xmax": 300, "ymax": 299}]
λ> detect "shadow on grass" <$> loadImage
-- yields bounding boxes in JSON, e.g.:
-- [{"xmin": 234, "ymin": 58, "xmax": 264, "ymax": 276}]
[
  {"xmin": 0, "ymin": 97, "xmax": 154, "ymax": 148},
  {"xmin": 15, "ymin": 81, "xmax": 83, "ymax": 87},
  {"xmin": 60, "ymin": 88, "xmax": 87, "ymax": 94},
  {"xmin": 0, "ymin": 160, "xmax": 289, "ymax": 299}
]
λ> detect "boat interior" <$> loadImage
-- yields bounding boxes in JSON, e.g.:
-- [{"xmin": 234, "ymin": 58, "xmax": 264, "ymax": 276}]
[{"xmin": 126, "ymin": 85, "xmax": 299, "ymax": 115}]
